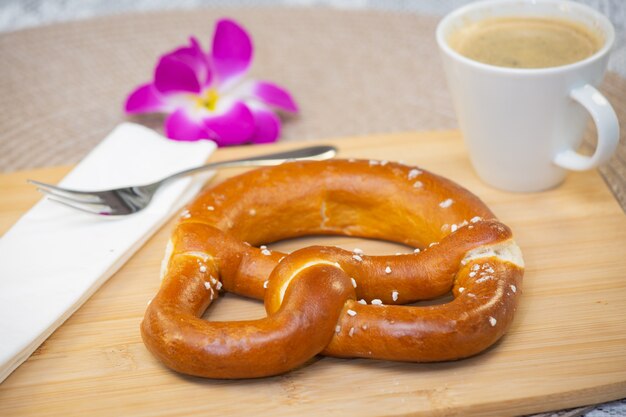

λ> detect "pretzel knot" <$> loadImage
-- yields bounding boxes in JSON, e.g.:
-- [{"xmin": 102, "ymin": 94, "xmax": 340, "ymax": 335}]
[{"xmin": 142, "ymin": 159, "xmax": 524, "ymax": 379}]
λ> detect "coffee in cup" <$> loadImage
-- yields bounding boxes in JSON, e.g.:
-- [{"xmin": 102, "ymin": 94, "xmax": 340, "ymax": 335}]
[{"xmin": 448, "ymin": 17, "xmax": 603, "ymax": 69}]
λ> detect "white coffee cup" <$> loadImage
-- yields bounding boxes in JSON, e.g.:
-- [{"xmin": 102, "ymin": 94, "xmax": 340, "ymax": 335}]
[{"xmin": 436, "ymin": 0, "xmax": 620, "ymax": 192}]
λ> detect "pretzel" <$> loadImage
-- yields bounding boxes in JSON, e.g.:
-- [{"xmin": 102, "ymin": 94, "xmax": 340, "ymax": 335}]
[{"xmin": 141, "ymin": 159, "xmax": 524, "ymax": 379}]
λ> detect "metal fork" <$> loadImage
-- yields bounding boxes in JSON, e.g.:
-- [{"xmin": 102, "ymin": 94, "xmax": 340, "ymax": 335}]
[{"xmin": 28, "ymin": 145, "xmax": 337, "ymax": 216}]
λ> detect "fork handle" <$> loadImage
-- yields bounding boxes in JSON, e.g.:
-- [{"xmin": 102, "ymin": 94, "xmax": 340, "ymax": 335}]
[{"xmin": 158, "ymin": 145, "xmax": 338, "ymax": 185}]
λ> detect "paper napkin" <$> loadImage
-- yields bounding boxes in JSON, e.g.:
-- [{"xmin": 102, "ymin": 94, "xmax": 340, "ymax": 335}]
[{"xmin": 0, "ymin": 123, "xmax": 216, "ymax": 382}]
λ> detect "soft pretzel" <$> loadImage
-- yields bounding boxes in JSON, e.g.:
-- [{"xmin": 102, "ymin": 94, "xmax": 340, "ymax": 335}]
[{"xmin": 142, "ymin": 159, "xmax": 524, "ymax": 379}]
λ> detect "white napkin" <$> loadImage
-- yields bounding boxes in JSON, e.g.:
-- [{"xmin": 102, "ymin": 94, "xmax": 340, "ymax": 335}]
[{"xmin": 0, "ymin": 123, "xmax": 216, "ymax": 382}]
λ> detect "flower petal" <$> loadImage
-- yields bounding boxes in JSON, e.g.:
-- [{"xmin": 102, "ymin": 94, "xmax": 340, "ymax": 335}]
[
  {"xmin": 154, "ymin": 55, "xmax": 201, "ymax": 94},
  {"xmin": 212, "ymin": 19, "xmax": 253, "ymax": 88},
  {"xmin": 124, "ymin": 83, "xmax": 167, "ymax": 114},
  {"xmin": 203, "ymin": 101, "xmax": 255, "ymax": 146},
  {"xmin": 249, "ymin": 106, "xmax": 280, "ymax": 144},
  {"xmin": 170, "ymin": 37, "xmax": 212, "ymax": 87},
  {"xmin": 165, "ymin": 108, "xmax": 209, "ymax": 141},
  {"xmin": 249, "ymin": 81, "xmax": 299, "ymax": 113}
]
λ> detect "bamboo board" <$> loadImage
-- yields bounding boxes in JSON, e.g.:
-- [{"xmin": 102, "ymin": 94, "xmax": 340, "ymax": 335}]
[{"xmin": 0, "ymin": 130, "xmax": 625, "ymax": 416}]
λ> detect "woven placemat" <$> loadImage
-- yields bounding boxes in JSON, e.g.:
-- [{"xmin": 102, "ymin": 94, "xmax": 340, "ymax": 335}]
[{"xmin": 0, "ymin": 7, "xmax": 624, "ymax": 209}]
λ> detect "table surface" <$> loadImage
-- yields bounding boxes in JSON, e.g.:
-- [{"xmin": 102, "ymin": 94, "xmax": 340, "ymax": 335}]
[{"xmin": 0, "ymin": 6, "xmax": 624, "ymax": 416}]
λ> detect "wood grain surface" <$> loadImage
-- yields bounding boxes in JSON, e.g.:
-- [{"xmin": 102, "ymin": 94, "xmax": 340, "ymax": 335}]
[{"xmin": 0, "ymin": 131, "xmax": 625, "ymax": 416}]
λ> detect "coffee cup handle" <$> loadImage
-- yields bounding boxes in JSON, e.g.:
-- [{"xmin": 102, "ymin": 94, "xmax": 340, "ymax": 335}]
[{"xmin": 553, "ymin": 85, "xmax": 619, "ymax": 171}]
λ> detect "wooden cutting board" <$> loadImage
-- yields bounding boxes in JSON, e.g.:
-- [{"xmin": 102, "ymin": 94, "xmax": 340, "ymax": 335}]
[{"xmin": 1, "ymin": 130, "xmax": 625, "ymax": 416}]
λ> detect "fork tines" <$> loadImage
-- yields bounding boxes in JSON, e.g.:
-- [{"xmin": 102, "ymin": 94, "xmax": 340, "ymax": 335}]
[{"xmin": 28, "ymin": 180, "xmax": 113, "ymax": 215}]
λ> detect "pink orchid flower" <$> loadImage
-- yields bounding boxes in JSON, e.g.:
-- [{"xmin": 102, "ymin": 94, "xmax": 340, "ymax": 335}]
[{"xmin": 124, "ymin": 19, "xmax": 298, "ymax": 145}]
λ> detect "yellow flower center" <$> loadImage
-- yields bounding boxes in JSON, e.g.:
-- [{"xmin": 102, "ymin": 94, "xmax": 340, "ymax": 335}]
[{"xmin": 195, "ymin": 89, "xmax": 220, "ymax": 112}]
